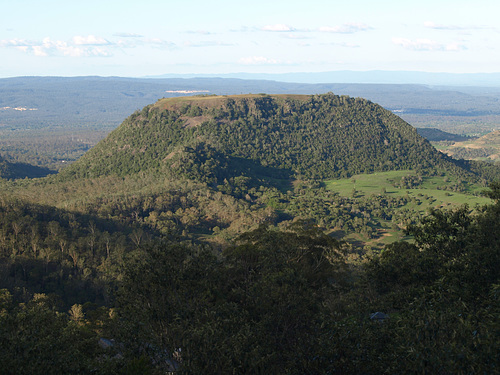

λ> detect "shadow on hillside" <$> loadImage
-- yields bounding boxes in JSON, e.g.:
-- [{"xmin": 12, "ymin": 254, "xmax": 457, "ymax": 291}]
[
  {"xmin": 227, "ymin": 156, "xmax": 294, "ymax": 191},
  {"xmin": 330, "ymin": 230, "xmax": 347, "ymax": 240},
  {"xmin": 1, "ymin": 161, "xmax": 57, "ymax": 180}
]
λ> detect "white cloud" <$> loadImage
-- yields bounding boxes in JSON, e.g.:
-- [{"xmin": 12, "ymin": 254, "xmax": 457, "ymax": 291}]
[
  {"xmin": 262, "ymin": 24, "xmax": 296, "ymax": 32},
  {"xmin": 0, "ymin": 38, "xmax": 37, "ymax": 47},
  {"xmin": 238, "ymin": 56, "xmax": 280, "ymax": 65},
  {"xmin": 392, "ymin": 37, "xmax": 466, "ymax": 51},
  {"xmin": 88, "ymin": 47, "xmax": 111, "ymax": 57},
  {"xmin": 32, "ymin": 45, "xmax": 48, "ymax": 57},
  {"xmin": 61, "ymin": 46, "xmax": 86, "ymax": 57},
  {"xmin": 1, "ymin": 32, "xmax": 224, "ymax": 58},
  {"xmin": 1, "ymin": 36, "xmax": 112, "ymax": 57},
  {"xmin": 72, "ymin": 35, "xmax": 110, "ymax": 45},
  {"xmin": 319, "ymin": 23, "xmax": 373, "ymax": 34}
]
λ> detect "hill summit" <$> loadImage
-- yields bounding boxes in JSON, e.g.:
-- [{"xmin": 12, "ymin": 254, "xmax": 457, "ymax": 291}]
[{"xmin": 61, "ymin": 93, "xmax": 465, "ymax": 183}]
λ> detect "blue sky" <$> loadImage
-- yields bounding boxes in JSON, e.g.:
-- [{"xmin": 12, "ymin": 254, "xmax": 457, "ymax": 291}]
[{"xmin": 1, "ymin": 0, "xmax": 499, "ymax": 77}]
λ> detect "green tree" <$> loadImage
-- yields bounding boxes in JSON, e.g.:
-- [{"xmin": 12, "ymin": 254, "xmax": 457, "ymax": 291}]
[
  {"xmin": 117, "ymin": 224, "xmax": 347, "ymax": 374},
  {"xmin": 0, "ymin": 291, "xmax": 102, "ymax": 375}
]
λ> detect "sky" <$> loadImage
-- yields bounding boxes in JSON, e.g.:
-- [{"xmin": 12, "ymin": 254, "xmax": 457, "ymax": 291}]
[{"xmin": 1, "ymin": 0, "xmax": 499, "ymax": 78}]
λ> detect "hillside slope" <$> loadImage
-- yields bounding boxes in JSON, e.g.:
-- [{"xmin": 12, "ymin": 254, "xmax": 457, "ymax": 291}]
[
  {"xmin": 60, "ymin": 93, "xmax": 466, "ymax": 183},
  {"xmin": 435, "ymin": 130, "xmax": 500, "ymax": 161}
]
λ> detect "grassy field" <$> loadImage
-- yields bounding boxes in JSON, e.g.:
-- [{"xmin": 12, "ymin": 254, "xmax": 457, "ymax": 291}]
[
  {"xmin": 325, "ymin": 170, "xmax": 490, "ymax": 207},
  {"xmin": 324, "ymin": 170, "xmax": 492, "ymax": 249}
]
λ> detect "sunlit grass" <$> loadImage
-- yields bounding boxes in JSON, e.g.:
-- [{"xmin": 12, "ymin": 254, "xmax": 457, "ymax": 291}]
[{"xmin": 325, "ymin": 170, "xmax": 491, "ymax": 208}]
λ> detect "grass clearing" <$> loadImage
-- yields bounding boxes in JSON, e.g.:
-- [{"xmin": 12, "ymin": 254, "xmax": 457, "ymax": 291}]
[
  {"xmin": 323, "ymin": 170, "xmax": 492, "ymax": 250},
  {"xmin": 325, "ymin": 170, "xmax": 491, "ymax": 208}
]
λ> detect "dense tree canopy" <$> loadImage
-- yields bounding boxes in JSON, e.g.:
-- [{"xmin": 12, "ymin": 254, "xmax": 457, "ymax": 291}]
[
  {"xmin": 59, "ymin": 93, "xmax": 482, "ymax": 182},
  {"xmin": 112, "ymin": 187, "xmax": 499, "ymax": 374}
]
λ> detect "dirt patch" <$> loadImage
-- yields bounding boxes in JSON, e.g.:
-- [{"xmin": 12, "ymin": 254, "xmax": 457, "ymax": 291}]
[
  {"xmin": 181, "ymin": 115, "xmax": 210, "ymax": 128},
  {"xmin": 164, "ymin": 150, "xmax": 178, "ymax": 160}
]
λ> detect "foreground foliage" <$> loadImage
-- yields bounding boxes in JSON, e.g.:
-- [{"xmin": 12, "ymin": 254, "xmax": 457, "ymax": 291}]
[{"xmin": 0, "ymin": 186, "xmax": 499, "ymax": 373}]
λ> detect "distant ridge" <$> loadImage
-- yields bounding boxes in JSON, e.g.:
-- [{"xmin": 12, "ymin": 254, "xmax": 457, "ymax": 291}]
[
  {"xmin": 146, "ymin": 70, "xmax": 500, "ymax": 87},
  {"xmin": 435, "ymin": 130, "xmax": 500, "ymax": 162}
]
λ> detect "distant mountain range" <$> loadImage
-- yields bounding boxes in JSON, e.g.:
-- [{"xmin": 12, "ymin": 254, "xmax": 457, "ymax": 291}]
[{"xmin": 147, "ymin": 70, "xmax": 500, "ymax": 87}]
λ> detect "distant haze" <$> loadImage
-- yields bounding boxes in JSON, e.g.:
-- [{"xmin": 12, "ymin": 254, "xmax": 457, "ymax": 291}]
[{"xmin": 148, "ymin": 71, "xmax": 500, "ymax": 87}]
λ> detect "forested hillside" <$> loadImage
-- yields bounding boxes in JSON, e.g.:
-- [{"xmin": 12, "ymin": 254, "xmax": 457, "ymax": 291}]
[
  {"xmin": 0, "ymin": 92, "xmax": 498, "ymax": 373},
  {"xmin": 1, "ymin": 185, "xmax": 498, "ymax": 374},
  {"xmin": 4, "ymin": 93, "xmax": 497, "ymax": 246},
  {"xmin": 61, "ymin": 93, "xmax": 472, "ymax": 181}
]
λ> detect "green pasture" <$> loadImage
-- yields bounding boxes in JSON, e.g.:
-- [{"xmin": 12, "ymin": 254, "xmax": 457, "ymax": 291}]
[
  {"xmin": 323, "ymin": 170, "xmax": 492, "ymax": 249},
  {"xmin": 324, "ymin": 170, "xmax": 491, "ymax": 208}
]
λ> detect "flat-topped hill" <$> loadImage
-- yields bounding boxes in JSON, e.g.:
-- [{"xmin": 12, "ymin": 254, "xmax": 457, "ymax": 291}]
[
  {"xmin": 59, "ymin": 93, "xmax": 473, "ymax": 183},
  {"xmin": 154, "ymin": 94, "xmax": 311, "ymax": 110}
]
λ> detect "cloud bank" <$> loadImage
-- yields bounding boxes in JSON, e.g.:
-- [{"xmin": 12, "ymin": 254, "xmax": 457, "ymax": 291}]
[
  {"xmin": 1, "ymin": 36, "xmax": 112, "ymax": 57},
  {"xmin": 0, "ymin": 34, "xmax": 179, "ymax": 57}
]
